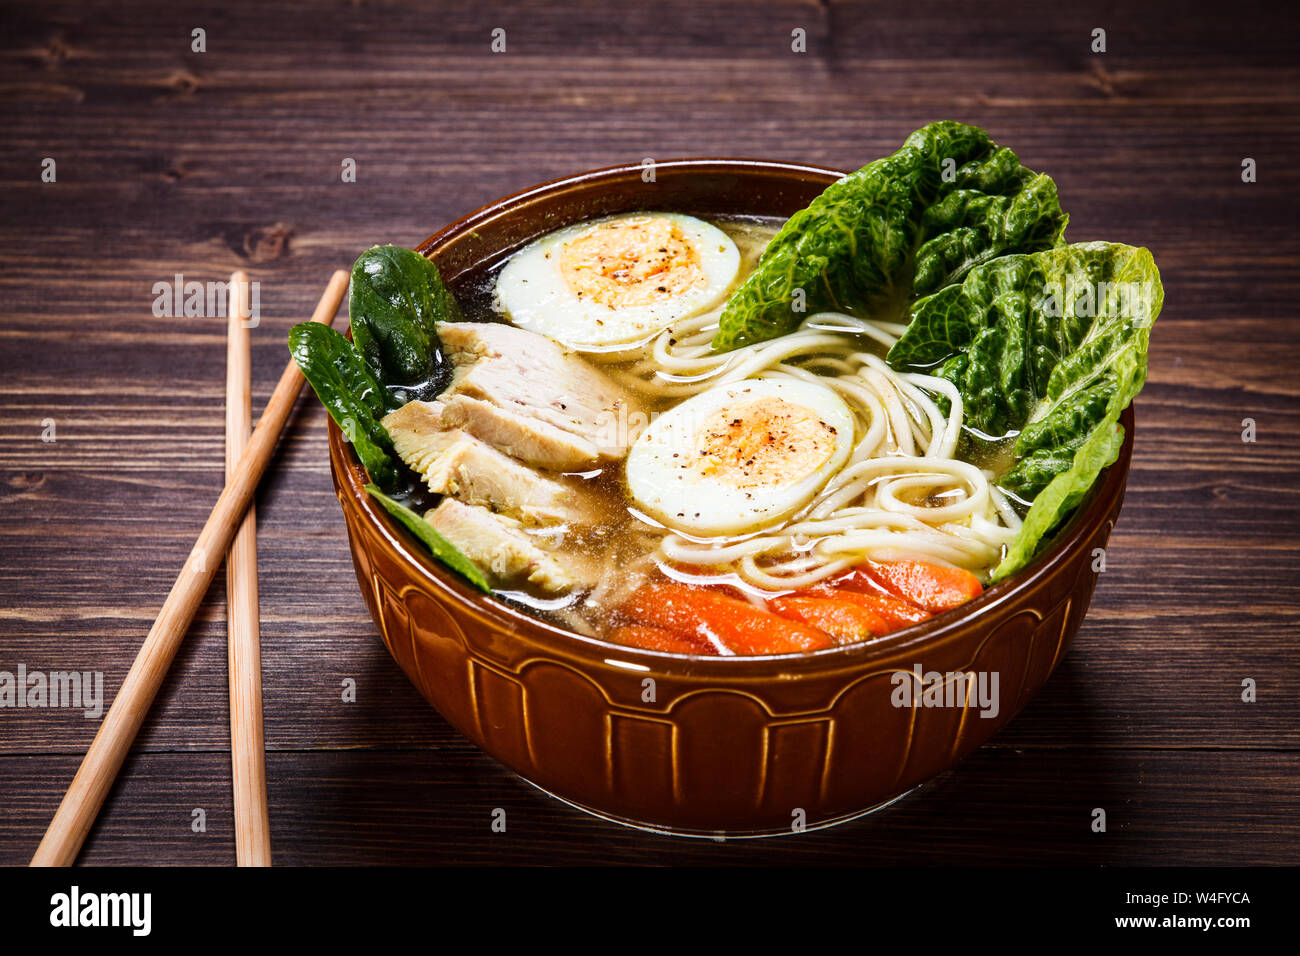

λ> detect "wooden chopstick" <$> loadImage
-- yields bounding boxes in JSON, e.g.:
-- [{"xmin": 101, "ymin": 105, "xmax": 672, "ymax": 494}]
[
  {"xmin": 31, "ymin": 269, "xmax": 349, "ymax": 867},
  {"xmin": 226, "ymin": 272, "xmax": 271, "ymax": 866}
]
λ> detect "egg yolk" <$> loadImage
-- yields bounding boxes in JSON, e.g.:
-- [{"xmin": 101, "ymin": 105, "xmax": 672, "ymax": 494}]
[
  {"xmin": 559, "ymin": 216, "xmax": 706, "ymax": 309},
  {"xmin": 690, "ymin": 397, "xmax": 839, "ymax": 489}
]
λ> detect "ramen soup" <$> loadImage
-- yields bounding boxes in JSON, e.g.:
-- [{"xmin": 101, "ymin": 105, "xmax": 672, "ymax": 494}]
[
  {"xmin": 393, "ymin": 213, "xmax": 1004, "ymax": 654},
  {"xmin": 291, "ymin": 122, "xmax": 1162, "ymax": 657}
]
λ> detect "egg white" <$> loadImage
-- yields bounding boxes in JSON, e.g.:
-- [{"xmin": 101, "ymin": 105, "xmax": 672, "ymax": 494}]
[
  {"xmin": 626, "ymin": 378, "xmax": 855, "ymax": 537},
  {"xmin": 494, "ymin": 212, "xmax": 740, "ymax": 350}
]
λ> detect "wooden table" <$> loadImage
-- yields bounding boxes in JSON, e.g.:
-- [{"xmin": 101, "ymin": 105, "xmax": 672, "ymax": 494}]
[{"xmin": 2, "ymin": 0, "xmax": 1296, "ymax": 865}]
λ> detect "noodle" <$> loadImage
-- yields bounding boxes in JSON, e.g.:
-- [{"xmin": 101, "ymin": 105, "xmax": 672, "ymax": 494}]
[{"xmin": 603, "ymin": 307, "xmax": 1018, "ymax": 591}]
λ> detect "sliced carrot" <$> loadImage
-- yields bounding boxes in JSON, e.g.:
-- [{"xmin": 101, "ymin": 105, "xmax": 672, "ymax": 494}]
[
  {"xmin": 860, "ymin": 560, "xmax": 983, "ymax": 613},
  {"xmin": 826, "ymin": 568, "xmax": 912, "ymax": 601},
  {"xmin": 620, "ymin": 583, "xmax": 833, "ymax": 655},
  {"xmin": 803, "ymin": 586, "xmax": 931, "ymax": 631},
  {"xmin": 610, "ymin": 624, "xmax": 720, "ymax": 656},
  {"xmin": 767, "ymin": 596, "xmax": 889, "ymax": 645}
]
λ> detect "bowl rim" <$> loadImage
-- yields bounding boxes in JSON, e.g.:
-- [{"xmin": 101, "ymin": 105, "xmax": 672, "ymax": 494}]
[
  {"xmin": 328, "ymin": 158, "xmax": 1135, "ymax": 672},
  {"xmin": 411, "ymin": 157, "xmax": 857, "ymax": 266}
]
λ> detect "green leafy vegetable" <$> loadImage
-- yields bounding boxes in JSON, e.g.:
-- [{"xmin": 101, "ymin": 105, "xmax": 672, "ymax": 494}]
[
  {"xmin": 364, "ymin": 484, "xmax": 491, "ymax": 593},
  {"xmin": 887, "ymin": 241, "xmax": 1162, "ymax": 580},
  {"xmin": 349, "ymin": 244, "xmax": 462, "ymax": 403},
  {"xmin": 713, "ymin": 121, "xmax": 1068, "ymax": 351},
  {"xmin": 991, "ymin": 421, "xmax": 1126, "ymax": 581},
  {"xmin": 289, "ymin": 322, "xmax": 404, "ymax": 490},
  {"xmin": 290, "ymin": 245, "xmax": 480, "ymax": 588}
]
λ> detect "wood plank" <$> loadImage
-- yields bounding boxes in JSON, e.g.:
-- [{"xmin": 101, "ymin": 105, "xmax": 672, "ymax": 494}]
[{"xmin": 3, "ymin": 748, "xmax": 1296, "ymax": 866}]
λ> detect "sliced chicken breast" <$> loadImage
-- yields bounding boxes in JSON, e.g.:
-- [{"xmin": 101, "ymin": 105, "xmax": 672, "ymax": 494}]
[
  {"xmin": 438, "ymin": 321, "xmax": 645, "ymax": 464},
  {"xmin": 434, "ymin": 394, "xmax": 600, "ymax": 471},
  {"xmin": 426, "ymin": 499, "xmax": 594, "ymax": 593},
  {"xmin": 382, "ymin": 400, "xmax": 610, "ymax": 526}
]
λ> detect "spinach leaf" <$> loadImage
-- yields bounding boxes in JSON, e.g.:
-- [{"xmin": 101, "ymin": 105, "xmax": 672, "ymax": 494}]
[
  {"xmin": 289, "ymin": 322, "xmax": 403, "ymax": 491},
  {"xmin": 364, "ymin": 484, "xmax": 492, "ymax": 593},
  {"xmin": 887, "ymin": 241, "xmax": 1163, "ymax": 580},
  {"xmin": 349, "ymin": 244, "xmax": 462, "ymax": 403},
  {"xmin": 713, "ymin": 121, "xmax": 1068, "ymax": 351},
  {"xmin": 292, "ymin": 249, "xmax": 486, "ymax": 588}
]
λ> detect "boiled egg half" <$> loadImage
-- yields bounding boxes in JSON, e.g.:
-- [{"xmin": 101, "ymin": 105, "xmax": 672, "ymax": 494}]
[
  {"xmin": 627, "ymin": 378, "xmax": 855, "ymax": 537},
  {"xmin": 495, "ymin": 212, "xmax": 740, "ymax": 349}
]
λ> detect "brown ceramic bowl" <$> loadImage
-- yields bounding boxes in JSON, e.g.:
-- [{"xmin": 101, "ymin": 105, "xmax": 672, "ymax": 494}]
[{"xmin": 327, "ymin": 160, "xmax": 1134, "ymax": 837}]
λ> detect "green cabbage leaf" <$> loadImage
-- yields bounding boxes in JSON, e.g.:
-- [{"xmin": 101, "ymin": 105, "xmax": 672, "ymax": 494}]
[
  {"xmin": 713, "ymin": 121, "xmax": 1068, "ymax": 351},
  {"xmin": 887, "ymin": 241, "xmax": 1163, "ymax": 579}
]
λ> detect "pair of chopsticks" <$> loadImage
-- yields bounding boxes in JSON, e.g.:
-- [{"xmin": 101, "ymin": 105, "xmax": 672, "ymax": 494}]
[{"xmin": 30, "ymin": 270, "xmax": 350, "ymax": 867}]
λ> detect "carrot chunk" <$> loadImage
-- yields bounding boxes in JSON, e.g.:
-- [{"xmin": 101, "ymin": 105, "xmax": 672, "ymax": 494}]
[
  {"xmin": 826, "ymin": 568, "xmax": 916, "ymax": 601},
  {"xmin": 610, "ymin": 625, "xmax": 720, "ymax": 656},
  {"xmin": 767, "ymin": 596, "xmax": 889, "ymax": 645},
  {"xmin": 620, "ymin": 583, "xmax": 833, "ymax": 655},
  {"xmin": 860, "ymin": 560, "xmax": 983, "ymax": 613},
  {"xmin": 803, "ymin": 586, "xmax": 931, "ymax": 631}
]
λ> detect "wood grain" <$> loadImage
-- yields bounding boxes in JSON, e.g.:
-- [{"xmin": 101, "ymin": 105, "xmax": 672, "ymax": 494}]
[{"xmin": 1, "ymin": 0, "xmax": 1297, "ymax": 865}]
